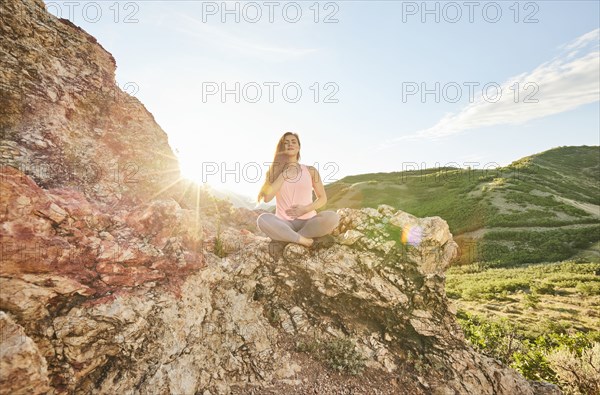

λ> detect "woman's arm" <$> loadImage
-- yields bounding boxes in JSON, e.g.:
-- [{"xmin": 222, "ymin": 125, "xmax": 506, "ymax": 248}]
[{"xmin": 260, "ymin": 172, "xmax": 286, "ymax": 203}]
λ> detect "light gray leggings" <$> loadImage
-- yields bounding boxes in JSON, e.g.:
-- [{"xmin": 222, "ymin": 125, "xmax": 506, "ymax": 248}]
[{"xmin": 257, "ymin": 211, "xmax": 340, "ymax": 243}]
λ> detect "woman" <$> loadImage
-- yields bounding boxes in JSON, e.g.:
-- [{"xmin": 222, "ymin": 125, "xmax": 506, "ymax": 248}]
[{"xmin": 256, "ymin": 132, "xmax": 340, "ymax": 250}]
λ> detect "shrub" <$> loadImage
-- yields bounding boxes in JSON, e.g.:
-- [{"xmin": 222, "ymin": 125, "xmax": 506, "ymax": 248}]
[
  {"xmin": 523, "ymin": 292, "xmax": 541, "ymax": 309},
  {"xmin": 213, "ymin": 220, "xmax": 227, "ymax": 258},
  {"xmin": 457, "ymin": 310, "xmax": 600, "ymax": 393},
  {"xmin": 530, "ymin": 281, "xmax": 556, "ymax": 295},
  {"xmin": 295, "ymin": 337, "xmax": 367, "ymax": 375},
  {"xmin": 546, "ymin": 342, "xmax": 600, "ymax": 395},
  {"xmin": 213, "ymin": 232, "xmax": 227, "ymax": 258},
  {"xmin": 511, "ymin": 342, "xmax": 556, "ymax": 383},
  {"xmin": 295, "ymin": 339, "xmax": 319, "ymax": 353},
  {"xmin": 576, "ymin": 282, "xmax": 600, "ymax": 296},
  {"xmin": 457, "ymin": 311, "xmax": 523, "ymax": 364},
  {"xmin": 322, "ymin": 338, "xmax": 367, "ymax": 375}
]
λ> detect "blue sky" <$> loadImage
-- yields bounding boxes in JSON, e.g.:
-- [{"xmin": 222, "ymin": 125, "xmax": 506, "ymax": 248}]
[{"xmin": 45, "ymin": 1, "xmax": 600, "ymax": 202}]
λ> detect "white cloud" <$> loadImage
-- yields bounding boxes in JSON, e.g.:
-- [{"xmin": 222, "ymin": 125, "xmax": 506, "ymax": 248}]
[{"xmin": 382, "ymin": 28, "xmax": 599, "ymax": 146}]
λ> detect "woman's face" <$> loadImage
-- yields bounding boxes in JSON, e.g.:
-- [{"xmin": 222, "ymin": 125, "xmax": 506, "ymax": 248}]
[{"xmin": 282, "ymin": 135, "xmax": 300, "ymax": 158}]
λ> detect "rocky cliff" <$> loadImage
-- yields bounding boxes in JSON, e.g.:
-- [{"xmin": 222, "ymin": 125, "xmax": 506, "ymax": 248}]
[
  {"xmin": 0, "ymin": 0, "xmax": 561, "ymax": 394},
  {"xmin": 0, "ymin": 0, "xmax": 190, "ymax": 208}
]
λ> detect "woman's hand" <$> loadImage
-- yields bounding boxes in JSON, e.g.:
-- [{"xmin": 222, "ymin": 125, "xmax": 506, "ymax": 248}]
[{"xmin": 286, "ymin": 204, "xmax": 307, "ymax": 219}]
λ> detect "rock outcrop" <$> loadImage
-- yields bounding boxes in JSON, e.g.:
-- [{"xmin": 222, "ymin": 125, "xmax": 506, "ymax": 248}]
[
  {"xmin": 0, "ymin": 0, "xmax": 561, "ymax": 394},
  {"xmin": 0, "ymin": 165, "xmax": 561, "ymax": 395}
]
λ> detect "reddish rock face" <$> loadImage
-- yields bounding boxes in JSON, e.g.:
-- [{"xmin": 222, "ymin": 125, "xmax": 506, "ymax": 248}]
[
  {"xmin": 0, "ymin": 165, "xmax": 207, "ymax": 296},
  {"xmin": 0, "ymin": 0, "xmax": 183, "ymax": 208}
]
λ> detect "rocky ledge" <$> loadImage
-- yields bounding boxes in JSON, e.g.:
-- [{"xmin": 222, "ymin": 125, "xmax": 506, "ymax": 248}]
[{"xmin": 0, "ymin": 166, "xmax": 560, "ymax": 394}]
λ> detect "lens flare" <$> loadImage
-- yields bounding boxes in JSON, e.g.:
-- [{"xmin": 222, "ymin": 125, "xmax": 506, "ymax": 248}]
[{"xmin": 401, "ymin": 225, "xmax": 423, "ymax": 246}]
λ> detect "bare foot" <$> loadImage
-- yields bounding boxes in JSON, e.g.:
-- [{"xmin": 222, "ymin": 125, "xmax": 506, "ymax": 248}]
[{"xmin": 297, "ymin": 235, "xmax": 314, "ymax": 247}]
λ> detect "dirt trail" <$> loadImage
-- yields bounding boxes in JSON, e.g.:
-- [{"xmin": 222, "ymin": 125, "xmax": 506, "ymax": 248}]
[
  {"xmin": 554, "ymin": 196, "xmax": 600, "ymax": 217},
  {"xmin": 458, "ymin": 222, "xmax": 599, "ymax": 239}
]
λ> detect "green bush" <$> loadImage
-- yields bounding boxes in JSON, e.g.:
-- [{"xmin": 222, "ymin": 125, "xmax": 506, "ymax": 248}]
[
  {"xmin": 511, "ymin": 342, "xmax": 556, "ymax": 383},
  {"xmin": 457, "ymin": 310, "xmax": 600, "ymax": 393},
  {"xmin": 295, "ymin": 339, "xmax": 319, "ymax": 354},
  {"xmin": 295, "ymin": 337, "xmax": 367, "ymax": 375},
  {"xmin": 546, "ymin": 343, "xmax": 600, "ymax": 395},
  {"xmin": 576, "ymin": 282, "xmax": 600, "ymax": 296},
  {"xmin": 477, "ymin": 228, "xmax": 599, "ymax": 267},
  {"xmin": 212, "ymin": 220, "xmax": 228, "ymax": 258},
  {"xmin": 523, "ymin": 292, "xmax": 541, "ymax": 309},
  {"xmin": 530, "ymin": 281, "xmax": 556, "ymax": 295},
  {"xmin": 213, "ymin": 233, "xmax": 227, "ymax": 258},
  {"xmin": 447, "ymin": 261, "xmax": 600, "ymax": 309},
  {"xmin": 457, "ymin": 311, "xmax": 523, "ymax": 364},
  {"xmin": 322, "ymin": 338, "xmax": 367, "ymax": 375}
]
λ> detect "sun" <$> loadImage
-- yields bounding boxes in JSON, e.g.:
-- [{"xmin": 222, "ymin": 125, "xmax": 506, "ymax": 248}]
[
  {"xmin": 178, "ymin": 151, "xmax": 206, "ymax": 185},
  {"xmin": 171, "ymin": 138, "xmax": 270, "ymax": 205}
]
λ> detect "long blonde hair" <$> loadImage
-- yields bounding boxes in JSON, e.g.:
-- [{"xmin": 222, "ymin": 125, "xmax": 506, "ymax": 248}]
[{"xmin": 257, "ymin": 132, "xmax": 301, "ymax": 202}]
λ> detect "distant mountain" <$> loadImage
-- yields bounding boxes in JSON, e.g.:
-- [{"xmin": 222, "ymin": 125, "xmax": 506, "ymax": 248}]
[
  {"xmin": 203, "ymin": 184, "xmax": 275, "ymax": 212},
  {"xmin": 323, "ymin": 146, "xmax": 600, "ymax": 267}
]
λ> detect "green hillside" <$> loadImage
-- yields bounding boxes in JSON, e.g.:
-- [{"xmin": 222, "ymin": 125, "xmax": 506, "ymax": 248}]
[
  {"xmin": 323, "ymin": 146, "xmax": 600, "ymax": 392},
  {"xmin": 323, "ymin": 145, "xmax": 600, "ymax": 268}
]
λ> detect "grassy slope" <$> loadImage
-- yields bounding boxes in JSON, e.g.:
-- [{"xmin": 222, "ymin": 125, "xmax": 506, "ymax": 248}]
[
  {"xmin": 323, "ymin": 145, "xmax": 600, "ymax": 267},
  {"xmin": 446, "ymin": 261, "xmax": 600, "ymax": 333},
  {"xmin": 323, "ymin": 145, "xmax": 600, "ymax": 335}
]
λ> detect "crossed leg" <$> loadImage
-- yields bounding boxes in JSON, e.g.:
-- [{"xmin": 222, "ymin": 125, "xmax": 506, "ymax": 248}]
[
  {"xmin": 256, "ymin": 213, "xmax": 301, "ymax": 243},
  {"xmin": 297, "ymin": 211, "xmax": 340, "ymax": 239},
  {"xmin": 256, "ymin": 211, "xmax": 340, "ymax": 244}
]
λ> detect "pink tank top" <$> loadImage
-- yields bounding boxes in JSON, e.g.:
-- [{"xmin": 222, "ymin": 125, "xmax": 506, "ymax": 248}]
[{"xmin": 275, "ymin": 163, "xmax": 318, "ymax": 221}]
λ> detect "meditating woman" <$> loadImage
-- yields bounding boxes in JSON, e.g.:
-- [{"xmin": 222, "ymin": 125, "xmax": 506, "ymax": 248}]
[{"xmin": 256, "ymin": 132, "xmax": 340, "ymax": 250}]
